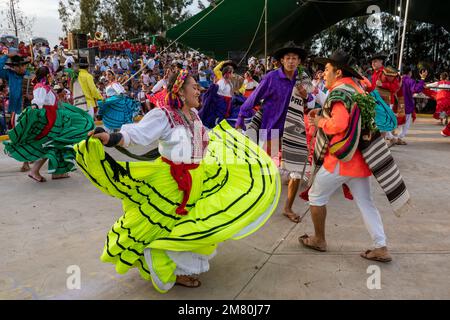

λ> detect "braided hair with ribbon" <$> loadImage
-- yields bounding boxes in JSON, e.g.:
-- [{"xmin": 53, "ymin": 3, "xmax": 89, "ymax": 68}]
[{"xmin": 166, "ymin": 68, "xmax": 190, "ymax": 109}]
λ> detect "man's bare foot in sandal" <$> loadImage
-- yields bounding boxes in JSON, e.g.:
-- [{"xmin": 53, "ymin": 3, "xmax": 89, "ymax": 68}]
[
  {"xmin": 175, "ymin": 275, "xmax": 202, "ymax": 288},
  {"xmin": 283, "ymin": 209, "xmax": 301, "ymax": 223},
  {"xmin": 360, "ymin": 247, "xmax": 392, "ymax": 263},
  {"xmin": 299, "ymin": 234, "xmax": 327, "ymax": 252}
]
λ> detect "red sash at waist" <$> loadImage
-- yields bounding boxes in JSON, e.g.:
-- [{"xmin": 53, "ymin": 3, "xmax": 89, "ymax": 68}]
[
  {"xmin": 161, "ymin": 157, "xmax": 200, "ymax": 216},
  {"xmin": 224, "ymin": 96, "xmax": 232, "ymax": 118},
  {"xmin": 35, "ymin": 105, "xmax": 57, "ymax": 140}
]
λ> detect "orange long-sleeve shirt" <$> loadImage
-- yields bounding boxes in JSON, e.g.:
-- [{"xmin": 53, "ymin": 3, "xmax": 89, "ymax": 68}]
[{"xmin": 317, "ymin": 78, "xmax": 371, "ymax": 178}]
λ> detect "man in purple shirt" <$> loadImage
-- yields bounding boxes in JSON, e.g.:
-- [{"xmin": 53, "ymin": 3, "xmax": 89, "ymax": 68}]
[
  {"xmin": 236, "ymin": 42, "xmax": 309, "ymax": 223},
  {"xmin": 394, "ymin": 66, "xmax": 427, "ymax": 145}
]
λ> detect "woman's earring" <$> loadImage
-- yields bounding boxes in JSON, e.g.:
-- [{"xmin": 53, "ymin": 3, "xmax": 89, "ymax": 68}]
[{"xmin": 180, "ymin": 96, "xmax": 186, "ymax": 102}]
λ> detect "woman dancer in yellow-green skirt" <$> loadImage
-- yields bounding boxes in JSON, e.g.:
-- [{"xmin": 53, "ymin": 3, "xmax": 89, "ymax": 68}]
[{"xmin": 74, "ymin": 69, "xmax": 281, "ymax": 293}]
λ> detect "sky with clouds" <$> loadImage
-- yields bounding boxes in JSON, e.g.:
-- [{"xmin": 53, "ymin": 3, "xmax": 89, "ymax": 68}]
[{"xmin": 1, "ymin": 0, "xmax": 201, "ymax": 47}]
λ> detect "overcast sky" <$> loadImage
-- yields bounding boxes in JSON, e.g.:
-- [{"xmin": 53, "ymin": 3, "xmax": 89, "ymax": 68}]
[{"xmin": 1, "ymin": 0, "xmax": 201, "ymax": 47}]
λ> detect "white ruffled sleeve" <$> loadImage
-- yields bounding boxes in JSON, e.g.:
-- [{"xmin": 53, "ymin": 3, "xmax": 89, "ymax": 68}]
[
  {"xmin": 151, "ymin": 79, "xmax": 166, "ymax": 93},
  {"xmin": 111, "ymin": 82, "xmax": 125, "ymax": 95},
  {"xmin": 120, "ymin": 108, "xmax": 170, "ymax": 147},
  {"xmin": 31, "ymin": 87, "xmax": 47, "ymax": 108}
]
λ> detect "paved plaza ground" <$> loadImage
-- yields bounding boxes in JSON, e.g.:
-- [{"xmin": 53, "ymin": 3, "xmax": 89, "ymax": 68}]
[{"xmin": 1, "ymin": 117, "xmax": 449, "ymax": 300}]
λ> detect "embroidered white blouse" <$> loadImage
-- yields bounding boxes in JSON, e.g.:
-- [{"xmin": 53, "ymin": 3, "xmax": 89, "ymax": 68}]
[
  {"xmin": 105, "ymin": 82, "xmax": 126, "ymax": 97},
  {"xmin": 217, "ymin": 78, "xmax": 233, "ymax": 97},
  {"xmin": 31, "ymin": 86, "xmax": 57, "ymax": 108},
  {"xmin": 243, "ymin": 79, "xmax": 259, "ymax": 91},
  {"xmin": 120, "ymin": 107, "xmax": 207, "ymax": 164}
]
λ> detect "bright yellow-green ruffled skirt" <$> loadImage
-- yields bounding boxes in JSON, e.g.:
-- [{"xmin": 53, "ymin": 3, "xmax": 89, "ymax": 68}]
[{"xmin": 74, "ymin": 120, "xmax": 281, "ymax": 292}]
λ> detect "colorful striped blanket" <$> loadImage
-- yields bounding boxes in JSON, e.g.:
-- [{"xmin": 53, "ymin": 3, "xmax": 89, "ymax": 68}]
[
  {"xmin": 248, "ymin": 70, "xmax": 311, "ymax": 175},
  {"xmin": 310, "ymin": 82, "xmax": 410, "ymax": 215}
]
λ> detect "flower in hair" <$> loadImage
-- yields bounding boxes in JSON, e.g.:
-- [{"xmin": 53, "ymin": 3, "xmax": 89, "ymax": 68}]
[{"xmin": 172, "ymin": 69, "xmax": 189, "ymax": 94}]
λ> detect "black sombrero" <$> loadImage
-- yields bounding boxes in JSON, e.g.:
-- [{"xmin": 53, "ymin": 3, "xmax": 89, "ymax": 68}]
[
  {"xmin": 5, "ymin": 55, "xmax": 31, "ymax": 66},
  {"xmin": 78, "ymin": 57, "xmax": 90, "ymax": 68},
  {"xmin": 220, "ymin": 61, "xmax": 238, "ymax": 72},
  {"xmin": 370, "ymin": 52, "xmax": 388, "ymax": 62},
  {"xmin": 273, "ymin": 41, "xmax": 307, "ymax": 61},
  {"xmin": 315, "ymin": 50, "xmax": 363, "ymax": 80}
]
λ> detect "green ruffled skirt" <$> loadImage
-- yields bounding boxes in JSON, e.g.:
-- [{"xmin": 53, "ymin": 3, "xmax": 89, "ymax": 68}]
[
  {"xmin": 74, "ymin": 120, "xmax": 281, "ymax": 293},
  {"xmin": 3, "ymin": 103, "xmax": 95, "ymax": 174}
]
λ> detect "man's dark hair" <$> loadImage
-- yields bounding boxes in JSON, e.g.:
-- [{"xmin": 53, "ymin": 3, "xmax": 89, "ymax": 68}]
[
  {"xmin": 402, "ymin": 66, "xmax": 412, "ymax": 75},
  {"xmin": 330, "ymin": 63, "xmax": 354, "ymax": 78},
  {"xmin": 222, "ymin": 66, "xmax": 234, "ymax": 74}
]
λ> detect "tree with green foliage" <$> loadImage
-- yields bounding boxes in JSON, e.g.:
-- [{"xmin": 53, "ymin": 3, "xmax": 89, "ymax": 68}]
[
  {"xmin": 79, "ymin": 0, "xmax": 100, "ymax": 36},
  {"xmin": 197, "ymin": 0, "xmax": 215, "ymax": 10},
  {"xmin": 59, "ymin": 0, "xmax": 194, "ymax": 42},
  {"xmin": 97, "ymin": 0, "xmax": 120, "ymax": 40},
  {"xmin": 1, "ymin": 0, "xmax": 35, "ymax": 38},
  {"xmin": 58, "ymin": 0, "xmax": 81, "ymax": 34},
  {"xmin": 310, "ymin": 13, "xmax": 450, "ymax": 70}
]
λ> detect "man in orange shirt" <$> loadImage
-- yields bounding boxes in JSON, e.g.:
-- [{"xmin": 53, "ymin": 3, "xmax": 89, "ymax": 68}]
[{"xmin": 299, "ymin": 51, "xmax": 392, "ymax": 263}]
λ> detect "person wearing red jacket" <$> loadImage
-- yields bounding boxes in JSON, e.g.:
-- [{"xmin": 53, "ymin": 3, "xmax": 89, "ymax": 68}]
[
  {"xmin": 377, "ymin": 66, "xmax": 401, "ymax": 105},
  {"xmin": 367, "ymin": 53, "xmax": 387, "ymax": 93},
  {"xmin": 18, "ymin": 42, "xmax": 30, "ymax": 57},
  {"xmin": 111, "ymin": 42, "xmax": 117, "ymax": 55},
  {"xmin": 424, "ymin": 72, "xmax": 450, "ymax": 126},
  {"xmin": 376, "ymin": 66, "xmax": 401, "ymax": 146},
  {"xmin": 368, "ymin": 57, "xmax": 401, "ymax": 115},
  {"xmin": 123, "ymin": 40, "xmax": 131, "ymax": 50},
  {"xmin": 367, "ymin": 54, "xmax": 400, "ymax": 146},
  {"xmin": 118, "ymin": 41, "xmax": 124, "ymax": 53}
]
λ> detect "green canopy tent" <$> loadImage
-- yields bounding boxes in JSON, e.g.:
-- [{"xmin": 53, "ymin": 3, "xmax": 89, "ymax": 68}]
[{"xmin": 166, "ymin": 0, "xmax": 450, "ymax": 62}]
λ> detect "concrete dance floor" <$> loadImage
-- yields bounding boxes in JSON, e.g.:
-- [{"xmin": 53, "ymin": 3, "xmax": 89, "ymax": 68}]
[{"xmin": 1, "ymin": 117, "xmax": 449, "ymax": 300}]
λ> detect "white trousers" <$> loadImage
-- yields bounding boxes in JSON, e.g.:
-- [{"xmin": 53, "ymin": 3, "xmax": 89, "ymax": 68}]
[
  {"xmin": 395, "ymin": 114, "xmax": 412, "ymax": 139},
  {"xmin": 385, "ymin": 104, "xmax": 396, "ymax": 140},
  {"xmin": 309, "ymin": 165, "xmax": 387, "ymax": 248},
  {"xmin": 385, "ymin": 131, "xmax": 395, "ymax": 140}
]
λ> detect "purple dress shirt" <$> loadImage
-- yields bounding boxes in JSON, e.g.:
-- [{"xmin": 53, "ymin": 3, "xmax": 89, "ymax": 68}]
[
  {"xmin": 236, "ymin": 68, "xmax": 298, "ymax": 140},
  {"xmin": 401, "ymin": 75, "xmax": 425, "ymax": 114}
]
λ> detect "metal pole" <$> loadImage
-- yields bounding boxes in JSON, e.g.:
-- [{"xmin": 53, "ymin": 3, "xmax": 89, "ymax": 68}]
[
  {"xmin": 161, "ymin": 0, "xmax": 164, "ymax": 33},
  {"xmin": 396, "ymin": 0, "xmax": 403, "ymax": 65},
  {"xmin": 398, "ymin": 0, "xmax": 410, "ymax": 72},
  {"xmin": 77, "ymin": 35, "xmax": 80, "ymax": 61},
  {"xmin": 265, "ymin": 0, "xmax": 268, "ymax": 72}
]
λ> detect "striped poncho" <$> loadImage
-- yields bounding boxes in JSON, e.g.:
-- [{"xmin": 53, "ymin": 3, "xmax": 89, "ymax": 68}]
[{"xmin": 311, "ymin": 82, "xmax": 410, "ymax": 214}]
